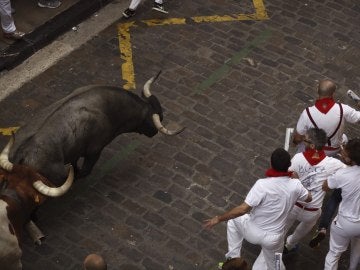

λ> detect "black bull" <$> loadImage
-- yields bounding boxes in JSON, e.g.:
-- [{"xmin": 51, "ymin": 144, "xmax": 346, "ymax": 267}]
[{"xmin": 8, "ymin": 73, "xmax": 184, "ymax": 186}]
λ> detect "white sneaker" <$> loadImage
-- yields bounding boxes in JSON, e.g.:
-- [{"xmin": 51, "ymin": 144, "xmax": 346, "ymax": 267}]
[{"xmin": 347, "ymin": 89, "xmax": 360, "ymax": 101}]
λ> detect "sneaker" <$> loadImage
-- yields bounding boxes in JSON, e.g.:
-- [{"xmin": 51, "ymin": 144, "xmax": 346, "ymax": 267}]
[
  {"xmin": 122, "ymin": 8, "xmax": 136, "ymax": 18},
  {"xmin": 3, "ymin": 30, "xmax": 25, "ymax": 40},
  {"xmin": 38, "ymin": 0, "xmax": 61, "ymax": 9},
  {"xmin": 347, "ymin": 89, "xmax": 360, "ymax": 102},
  {"xmin": 283, "ymin": 244, "xmax": 299, "ymax": 255},
  {"xmin": 152, "ymin": 3, "xmax": 168, "ymax": 14},
  {"xmin": 309, "ymin": 229, "xmax": 326, "ymax": 248}
]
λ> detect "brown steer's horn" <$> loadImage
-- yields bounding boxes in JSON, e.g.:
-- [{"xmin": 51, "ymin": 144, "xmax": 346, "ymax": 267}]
[
  {"xmin": 143, "ymin": 71, "xmax": 162, "ymax": 98},
  {"xmin": 0, "ymin": 134, "xmax": 14, "ymax": 171},
  {"xmin": 33, "ymin": 166, "xmax": 74, "ymax": 197},
  {"xmin": 152, "ymin": 114, "xmax": 185, "ymax": 136}
]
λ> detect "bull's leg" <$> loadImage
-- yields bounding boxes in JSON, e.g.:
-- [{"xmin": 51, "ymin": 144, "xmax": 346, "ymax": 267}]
[
  {"xmin": 77, "ymin": 152, "xmax": 101, "ymax": 178},
  {"xmin": 25, "ymin": 220, "xmax": 45, "ymax": 245}
]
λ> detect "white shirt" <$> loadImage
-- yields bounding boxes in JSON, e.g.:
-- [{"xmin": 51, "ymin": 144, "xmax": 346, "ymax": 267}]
[
  {"xmin": 245, "ymin": 176, "xmax": 309, "ymax": 233},
  {"xmin": 296, "ymin": 103, "xmax": 360, "ymax": 148},
  {"xmin": 327, "ymin": 165, "xmax": 360, "ymax": 222},
  {"xmin": 289, "ymin": 154, "xmax": 346, "ymax": 208}
]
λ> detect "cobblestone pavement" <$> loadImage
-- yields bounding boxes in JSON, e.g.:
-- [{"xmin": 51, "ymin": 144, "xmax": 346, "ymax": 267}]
[{"xmin": 0, "ymin": 0, "xmax": 360, "ymax": 269}]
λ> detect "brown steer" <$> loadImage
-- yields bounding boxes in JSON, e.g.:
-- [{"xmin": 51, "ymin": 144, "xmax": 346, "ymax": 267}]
[{"xmin": 0, "ymin": 136, "xmax": 73, "ymax": 270}]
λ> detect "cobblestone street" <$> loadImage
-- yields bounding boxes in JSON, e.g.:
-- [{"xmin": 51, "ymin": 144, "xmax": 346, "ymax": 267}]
[{"xmin": 0, "ymin": 0, "xmax": 359, "ymax": 269}]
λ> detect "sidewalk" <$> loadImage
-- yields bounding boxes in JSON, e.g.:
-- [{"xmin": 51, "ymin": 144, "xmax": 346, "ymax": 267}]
[{"xmin": 0, "ymin": 0, "xmax": 113, "ymax": 72}]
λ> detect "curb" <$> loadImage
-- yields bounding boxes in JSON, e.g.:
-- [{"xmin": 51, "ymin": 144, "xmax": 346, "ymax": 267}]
[{"xmin": 0, "ymin": 0, "xmax": 113, "ymax": 72}]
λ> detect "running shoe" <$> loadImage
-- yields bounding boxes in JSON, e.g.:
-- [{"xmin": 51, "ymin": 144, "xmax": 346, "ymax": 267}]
[
  {"xmin": 152, "ymin": 3, "xmax": 168, "ymax": 14},
  {"xmin": 123, "ymin": 8, "xmax": 136, "ymax": 18},
  {"xmin": 38, "ymin": 0, "xmax": 61, "ymax": 8},
  {"xmin": 309, "ymin": 229, "xmax": 326, "ymax": 248}
]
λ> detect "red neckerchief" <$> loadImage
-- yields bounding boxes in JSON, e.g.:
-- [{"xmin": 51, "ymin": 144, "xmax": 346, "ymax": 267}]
[
  {"xmin": 315, "ymin": 98, "xmax": 335, "ymax": 114},
  {"xmin": 265, "ymin": 168, "xmax": 292, "ymax": 177},
  {"xmin": 303, "ymin": 149, "xmax": 326, "ymax": 166}
]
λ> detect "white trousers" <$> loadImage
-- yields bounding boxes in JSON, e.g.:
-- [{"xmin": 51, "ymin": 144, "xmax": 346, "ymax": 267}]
[
  {"xmin": 284, "ymin": 205, "xmax": 321, "ymax": 249},
  {"xmin": 0, "ymin": 0, "xmax": 15, "ymax": 33},
  {"xmin": 129, "ymin": 0, "xmax": 163, "ymax": 10},
  {"xmin": 226, "ymin": 214, "xmax": 285, "ymax": 270},
  {"xmin": 324, "ymin": 215, "xmax": 360, "ymax": 270}
]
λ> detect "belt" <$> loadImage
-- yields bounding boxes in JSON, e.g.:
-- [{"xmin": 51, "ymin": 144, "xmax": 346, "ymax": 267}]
[
  {"xmin": 323, "ymin": 146, "xmax": 340, "ymax": 151},
  {"xmin": 295, "ymin": 202, "xmax": 319, "ymax": 212}
]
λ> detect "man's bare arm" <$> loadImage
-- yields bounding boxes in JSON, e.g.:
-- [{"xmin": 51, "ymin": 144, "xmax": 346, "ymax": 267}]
[
  {"xmin": 203, "ymin": 202, "xmax": 252, "ymax": 229},
  {"xmin": 304, "ymin": 191, "xmax": 312, "ymax": 202}
]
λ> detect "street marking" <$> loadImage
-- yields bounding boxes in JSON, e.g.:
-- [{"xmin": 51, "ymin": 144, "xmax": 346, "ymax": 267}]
[
  {"xmin": 142, "ymin": 18, "xmax": 187, "ymax": 26},
  {"xmin": 195, "ymin": 29, "xmax": 271, "ymax": 93},
  {"xmin": 118, "ymin": 0, "xmax": 269, "ymax": 89},
  {"xmin": 118, "ymin": 22, "xmax": 137, "ymax": 90},
  {"xmin": 1, "ymin": 0, "xmax": 268, "ymax": 134},
  {"xmin": 0, "ymin": 127, "xmax": 19, "ymax": 136}
]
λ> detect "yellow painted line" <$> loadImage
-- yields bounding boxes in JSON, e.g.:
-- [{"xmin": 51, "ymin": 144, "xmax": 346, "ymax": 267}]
[
  {"xmin": 118, "ymin": 22, "xmax": 136, "ymax": 90},
  {"xmin": 253, "ymin": 0, "xmax": 269, "ymax": 19},
  {"xmin": 118, "ymin": 0, "xmax": 269, "ymax": 89},
  {"xmin": 191, "ymin": 13, "xmax": 259, "ymax": 23},
  {"xmin": 0, "ymin": 127, "xmax": 19, "ymax": 136},
  {"xmin": 141, "ymin": 18, "xmax": 186, "ymax": 26}
]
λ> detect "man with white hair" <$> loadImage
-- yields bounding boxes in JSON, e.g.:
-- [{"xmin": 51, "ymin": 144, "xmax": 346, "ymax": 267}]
[
  {"xmin": 284, "ymin": 128, "xmax": 346, "ymax": 253},
  {"xmin": 293, "ymin": 79, "xmax": 360, "ymax": 248}
]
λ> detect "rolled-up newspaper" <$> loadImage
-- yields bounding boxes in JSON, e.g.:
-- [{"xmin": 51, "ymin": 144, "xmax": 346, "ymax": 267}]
[
  {"xmin": 347, "ymin": 90, "xmax": 360, "ymax": 102},
  {"xmin": 284, "ymin": 128, "xmax": 294, "ymax": 151}
]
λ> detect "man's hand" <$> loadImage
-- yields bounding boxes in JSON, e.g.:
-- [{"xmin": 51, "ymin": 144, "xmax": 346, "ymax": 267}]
[
  {"xmin": 203, "ymin": 216, "xmax": 220, "ymax": 229},
  {"xmin": 290, "ymin": 171, "xmax": 299, "ymax": 179},
  {"xmin": 322, "ymin": 180, "xmax": 330, "ymax": 191},
  {"xmin": 292, "ymin": 131, "xmax": 305, "ymax": 145}
]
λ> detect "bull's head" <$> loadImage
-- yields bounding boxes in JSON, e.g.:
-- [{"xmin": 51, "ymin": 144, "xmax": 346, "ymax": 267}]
[
  {"xmin": 140, "ymin": 71, "xmax": 185, "ymax": 137},
  {"xmin": 0, "ymin": 136, "xmax": 74, "ymax": 270}
]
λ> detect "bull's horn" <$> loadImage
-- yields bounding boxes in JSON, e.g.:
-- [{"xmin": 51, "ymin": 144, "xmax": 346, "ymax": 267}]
[
  {"xmin": 33, "ymin": 166, "xmax": 74, "ymax": 197},
  {"xmin": 152, "ymin": 114, "xmax": 185, "ymax": 136},
  {"xmin": 143, "ymin": 71, "xmax": 162, "ymax": 98},
  {"xmin": 0, "ymin": 134, "xmax": 14, "ymax": 171}
]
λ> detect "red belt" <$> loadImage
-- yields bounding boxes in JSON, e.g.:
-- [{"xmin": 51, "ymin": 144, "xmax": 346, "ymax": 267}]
[
  {"xmin": 295, "ymin": 202, "xmax": 319, "ymax": 212},
  {"xmin": 323, "ymin": 146, "xmax": 340, "ymax": 151}
]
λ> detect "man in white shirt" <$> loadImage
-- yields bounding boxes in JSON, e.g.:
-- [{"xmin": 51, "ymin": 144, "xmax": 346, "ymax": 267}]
[
  {"xmin": 203, "ymin": 148, "xmax": 311, "ymax": 270},
  {"xmin": 293, "ymin": 80, "xmax": 360, "ymax": 248},
  {"xmin": 293, "ymin": 79, "xmax": 360, "ymax": 156},
  {"xmin": 323, "ymin": 139, "xmax": 360, "ymax": 270},
  {"xmin": 283, "ymin": 128, "xmax": 346, "ymax": 253}
]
